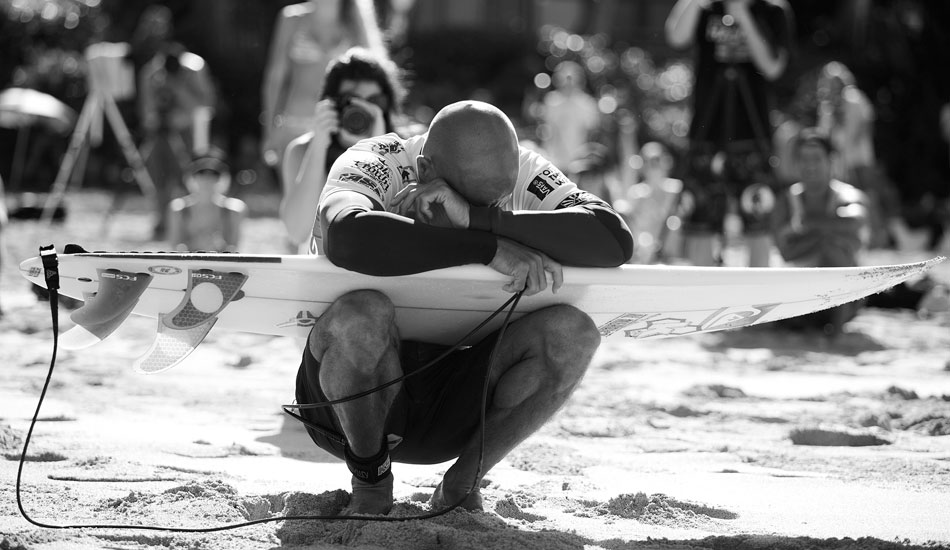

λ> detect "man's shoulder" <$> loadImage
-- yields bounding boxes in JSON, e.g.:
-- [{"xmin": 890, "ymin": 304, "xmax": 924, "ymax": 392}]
[{"xmin": 349, "ymin": 133, "xmax": 420, "ymax": 159}]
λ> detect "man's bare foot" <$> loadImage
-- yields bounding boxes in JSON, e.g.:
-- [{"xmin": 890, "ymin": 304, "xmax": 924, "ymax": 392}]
[
  {"xmin": 341, "ymin": 474, "xmax": 394, "ymax": 516},
  {"xmin": 429, "ymin": 481, "xmax": 483, "ymax": 512}
]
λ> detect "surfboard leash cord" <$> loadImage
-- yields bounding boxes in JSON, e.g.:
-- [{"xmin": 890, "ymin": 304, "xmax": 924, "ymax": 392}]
[{"xmin": 16, "ymin": 244, "xmax": 524, "ymax": 532}]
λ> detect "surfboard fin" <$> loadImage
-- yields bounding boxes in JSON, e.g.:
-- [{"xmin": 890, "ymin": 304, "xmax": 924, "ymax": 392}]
[
  {"xmin": 61, "ymin": 269, "xmax": 153, "ymax": 350},
  {"xmin": 133, "ymin": 315, "xmax": 217, "ymax": 374},
  {"xmin": 132, "ymin": 268, "xmax": 248, "ymax": 373}
]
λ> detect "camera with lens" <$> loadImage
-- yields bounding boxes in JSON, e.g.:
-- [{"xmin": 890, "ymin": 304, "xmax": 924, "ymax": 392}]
[{"xmin": 336, "ymin": 96, "xmax": 374, "ymax": 136}]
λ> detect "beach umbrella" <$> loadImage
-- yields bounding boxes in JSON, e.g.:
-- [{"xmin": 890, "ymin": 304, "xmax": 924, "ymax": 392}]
[
  {"xmin": 0, "ymin": 87, "xmax": 76, "ymax": 135},
  {"xmin": 0, "ymin": 87, "xmax": 78, "ymax": 193}
]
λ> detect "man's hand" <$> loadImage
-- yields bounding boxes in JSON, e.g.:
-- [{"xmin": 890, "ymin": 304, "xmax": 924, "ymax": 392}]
[
  {"xmin": 392, "ymin": 179, "xmax": 471, "ymax": 229},
  {"xmin": 489, "ymin": 238, "xmax": 563, "ymax": 296}
]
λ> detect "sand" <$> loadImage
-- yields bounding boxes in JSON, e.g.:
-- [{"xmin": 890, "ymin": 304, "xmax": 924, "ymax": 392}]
[{"xmin": 1, "ymin": 190, "xmax": 949, "ymax": 550}]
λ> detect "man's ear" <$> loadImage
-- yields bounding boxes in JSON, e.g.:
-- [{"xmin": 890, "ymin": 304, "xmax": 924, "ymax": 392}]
[{"xmin": 416, "ymin": 155, "xmax": 435, "ymax": 184}]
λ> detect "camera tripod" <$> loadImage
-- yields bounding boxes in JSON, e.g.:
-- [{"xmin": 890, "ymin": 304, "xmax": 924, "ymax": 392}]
[
  {"xmin": 41, "ymin": 44, "xmax": 156, "ymax": 224},
  {"xmin": 655, "ymin": 62, "xmax": 775, "ymax": 264}
]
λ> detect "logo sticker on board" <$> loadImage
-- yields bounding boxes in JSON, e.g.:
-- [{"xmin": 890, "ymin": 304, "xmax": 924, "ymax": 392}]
[
  {"xmin": 620, "ymin": 304, "xmax": 781, "ymax": 339},
  {"xmin": 279, "ymin": 311, "xmax": 319, "ymax": 328},
  {"xmin": 148, "ymin": 265, "xmax": 182, "ymax": 275}
]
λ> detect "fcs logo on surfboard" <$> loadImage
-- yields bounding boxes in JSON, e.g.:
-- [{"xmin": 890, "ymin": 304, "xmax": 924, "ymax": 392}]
[{"xmin": 148, "ymin": 265, "xmax": 182, "ymax": 275}]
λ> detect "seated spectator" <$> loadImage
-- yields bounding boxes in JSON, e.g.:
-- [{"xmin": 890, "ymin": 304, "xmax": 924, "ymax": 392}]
[
  {"xmin": 614, "ymin": 142, "xmax": 684, "ymax": 263},
  {"xmin": 167, "ymin": 150, "xmax": 247, "ymax": 252},
  {"xmin": 773, "ymin": 128, "xmax": 947, "ymax": 334},
  {"xmin": 773, "ymin": 128, "xmax": 870, "ymax": 270}
]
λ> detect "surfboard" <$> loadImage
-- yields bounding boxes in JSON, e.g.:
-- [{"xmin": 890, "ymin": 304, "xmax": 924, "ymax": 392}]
[{"xmin": 20, "ymin": 244, "xmax": 945, "ymax": 374}]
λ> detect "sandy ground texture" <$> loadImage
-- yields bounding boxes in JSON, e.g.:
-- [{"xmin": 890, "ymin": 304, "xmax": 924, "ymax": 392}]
[{"xmin": 1, "ymin": 191, "xmax": 950, "ymax": 550}]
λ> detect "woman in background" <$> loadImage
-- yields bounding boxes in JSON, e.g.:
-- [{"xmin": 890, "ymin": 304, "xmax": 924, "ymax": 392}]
[{"xmin": 260, "ymin": 0, "xmax": 385, "ymax": 177}]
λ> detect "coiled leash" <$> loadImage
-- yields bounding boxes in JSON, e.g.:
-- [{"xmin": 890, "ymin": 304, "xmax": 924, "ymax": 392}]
[{"xmin": 16, "ymin": 245, "xmax": 524, "ymax": 532}]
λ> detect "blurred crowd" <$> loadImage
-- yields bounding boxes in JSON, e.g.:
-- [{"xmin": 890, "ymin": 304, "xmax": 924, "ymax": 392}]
[{"xmin": 1, "ymin": 0, "xmax": 948, "ymax": 328}]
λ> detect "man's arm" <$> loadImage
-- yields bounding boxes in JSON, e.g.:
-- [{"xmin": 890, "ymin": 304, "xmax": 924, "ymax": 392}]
[
  {"xmin": 320, "ymin": 190, "xmax": 497, "ymax": 276},
  {"xmin": 468, "ymin": 199, "xmax": 633, "ymax": 267}
]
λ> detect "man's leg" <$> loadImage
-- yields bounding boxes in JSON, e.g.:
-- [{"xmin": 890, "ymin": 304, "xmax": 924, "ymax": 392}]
[
  {"xmin": 307, "ymin": 289, "xmax": 402, "ymax": 514},
  {"xmin": 431, "ymin": 304, "xmax": 600, "ymax": 510}
]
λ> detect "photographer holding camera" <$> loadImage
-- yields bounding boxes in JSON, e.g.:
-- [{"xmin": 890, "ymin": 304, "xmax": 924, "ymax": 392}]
[{"xmin": 280, "ymin": 47, "xmax": 405, "ymax": 252}]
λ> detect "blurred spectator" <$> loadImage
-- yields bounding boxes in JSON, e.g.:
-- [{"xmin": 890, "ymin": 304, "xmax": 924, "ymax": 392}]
[
  {"xmin": 614, "ymin": 142, "xmax": 684, "ymax": 263},
  {"xmin": 566, "ymin": 143, "xmax": 615, "ymax": 205},
  {"xmin": 772, "ymin": 128, "xmax": 948, "ymax": 334},
  {"xmin": 773, "ymin": 129, "xmax": 869, "ymax": 268},
  {"xmin": 665, "ymin": 0, "xmax": 793, "ymax": 267},
  {"xmin": 260, "ymin": 0, "xmax": 385, "ymax": 178},
  {"xmin": 128, "ymin": 5, "xmax": 175, "ymax": 74},
  {"xmin": 772, "ymin": 128, "xmax": 869, "ymax": 334},
  {"xmin": 137, "ymin": 8, "xmax": 216, "ymax": 240},
  {"xmin": 167, "ymin": 149, "xmax": 246, "ymax": 252},
  {"xmin": 538, "ymin": 60, "xmax": 601, "ymax": 174},
  {"xmin": 816, "ymin": 61, "xmax": 906, "ymax": 249},
  {"xmin": 279, "ymin": 46, "xmax": 405, "ymax": 252}
]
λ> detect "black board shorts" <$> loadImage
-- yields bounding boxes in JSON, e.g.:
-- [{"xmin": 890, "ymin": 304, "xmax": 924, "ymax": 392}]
[{"xmin": 294, "ymin": 335, "xmax": 501, "ymax": 465}]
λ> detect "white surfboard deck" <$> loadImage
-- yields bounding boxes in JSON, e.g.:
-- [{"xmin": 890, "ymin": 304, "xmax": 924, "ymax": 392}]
[{"xmin": 20, "ymin": 245, "xmax": 945, "ymax": 373}]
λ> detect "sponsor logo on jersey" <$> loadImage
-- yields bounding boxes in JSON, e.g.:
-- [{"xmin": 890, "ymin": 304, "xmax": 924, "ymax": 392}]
[
  {"xmin": 540, "ymin": 167, "xmax": 569, "ymax": 187},
  {"xmin": 556, "ymin": 191, "xmax": 607, "ymax": 209},
  {"xmin": 372, "ymin": 139, "xmax": 403, "ymax": 155},
  {"xmin": 399, "ymin": 166, "xmax": 415, "ymax": 185},
  {"xmin": 527, "ymin": 175, "xmax": 555, "ymax": 200},
  {"xmin": 528, "ymin": 167, "xmax": 571, "ymax": 201},
  {"xmin": 339, "ymin": 172, "xmax": 385, "ymax": 198},
  {"xmin": 354, "ymin": 159, "xmax": 391, "ymax": 193}
]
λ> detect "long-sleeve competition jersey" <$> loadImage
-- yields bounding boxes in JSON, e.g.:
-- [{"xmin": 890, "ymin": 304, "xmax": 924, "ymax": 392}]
[{"xmin": 311, "ymin": 133, "xmax": 633, "ymax": 275}]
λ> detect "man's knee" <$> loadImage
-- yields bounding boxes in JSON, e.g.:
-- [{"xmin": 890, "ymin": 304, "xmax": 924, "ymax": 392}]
[
  {"xmin": 492, "ymin": 306, "xmax": 598, "ymax": 409},
  {"xmin": 308, "ymin": 289, "xmax": 396, "ymax": 363},
  {"xmin": 530, "ymin": 304, "xmax": 600, "ymax": 372}
]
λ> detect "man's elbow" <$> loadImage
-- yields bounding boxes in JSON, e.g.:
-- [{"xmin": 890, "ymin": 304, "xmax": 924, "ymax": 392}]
[
  {"xmin": 608, "ymin": 231, "xmax": 635, "ymax": 266},
  {"xmin": 592, "ymin": 209, "xmax": 635, "ymax": 266}
]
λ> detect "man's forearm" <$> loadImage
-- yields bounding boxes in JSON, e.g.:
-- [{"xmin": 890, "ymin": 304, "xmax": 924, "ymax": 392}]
[
  {"xmin": 469, "ymin": 206, "xmax": 634, "ymax": 267},
  {"xmin": 325, "ymin": 210, "xmax": 497, "ymax": 275}
]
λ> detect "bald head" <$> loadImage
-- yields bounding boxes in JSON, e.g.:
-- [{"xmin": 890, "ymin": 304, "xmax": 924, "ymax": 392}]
[{"xmin": 421, "ymin": 101, "xmax": 520, "ymax": 206}]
